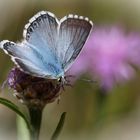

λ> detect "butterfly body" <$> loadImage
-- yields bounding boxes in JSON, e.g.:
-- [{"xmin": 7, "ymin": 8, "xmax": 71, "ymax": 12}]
[{"xmin": 0, "ymin": 11, "xmax": 93, "ymax": 81}]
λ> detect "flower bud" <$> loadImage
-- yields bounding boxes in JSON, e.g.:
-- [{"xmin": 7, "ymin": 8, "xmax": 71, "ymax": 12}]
[{"xmin": 7, "ymin": 67, "xmax": 61, "ymax": 108}]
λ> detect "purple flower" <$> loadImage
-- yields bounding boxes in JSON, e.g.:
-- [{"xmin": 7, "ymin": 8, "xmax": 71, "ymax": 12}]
[{"xmin": 68, "ymin": 26, "xmax": 140, "ymax": 90}]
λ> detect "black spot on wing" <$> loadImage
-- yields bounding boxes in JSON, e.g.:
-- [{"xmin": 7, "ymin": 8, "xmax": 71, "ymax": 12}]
[
  {"xmin": 24, "ymin": 12, "xmax": 58, "ymax": 41},
  {"xmin": 3, "ymin": 41, "xmax": 16, "ymax": 56}
]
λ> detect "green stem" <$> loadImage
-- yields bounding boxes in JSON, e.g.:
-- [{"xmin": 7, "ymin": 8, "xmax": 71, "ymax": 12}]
[{"xmin": 28, "ymin": 107, "xmax": 43, "ymax": 140}]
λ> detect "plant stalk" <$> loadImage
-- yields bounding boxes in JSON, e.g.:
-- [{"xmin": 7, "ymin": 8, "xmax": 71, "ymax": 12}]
[{"xmin": 28, "ymin": 107, "xmax": 43, "ymax": 140}]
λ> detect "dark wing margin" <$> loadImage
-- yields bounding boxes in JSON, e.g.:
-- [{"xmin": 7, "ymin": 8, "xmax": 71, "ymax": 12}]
[{"xmin": 58, "ymin": 14, "xmax": 93, "ymax": 72}]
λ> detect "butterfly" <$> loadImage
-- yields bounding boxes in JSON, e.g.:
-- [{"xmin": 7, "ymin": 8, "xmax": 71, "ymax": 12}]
[{"xmin": 0, "ymin": 11, "xmax": 93, "ymax": 84}]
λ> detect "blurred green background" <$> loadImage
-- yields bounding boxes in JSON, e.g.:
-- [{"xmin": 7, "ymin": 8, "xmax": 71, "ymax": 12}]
[{"xmin": 1, "ymin": 0, "xmax": 140, "ymax": 140}]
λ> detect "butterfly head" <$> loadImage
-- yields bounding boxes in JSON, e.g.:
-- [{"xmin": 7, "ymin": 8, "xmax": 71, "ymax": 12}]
[
  {"xmin": 57, "ymin": 75, "xmax": 73, "ymax": 90},
  {"xmin": 57, "ymin": 76, "xmax": 65, "ymax": 83},
  {"xmin": 57, "ymin": 75, "xmax": 70, "ymax": 88}
]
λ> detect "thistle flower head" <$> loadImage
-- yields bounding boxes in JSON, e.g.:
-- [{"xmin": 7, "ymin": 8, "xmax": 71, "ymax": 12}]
[
  {"xmin": 7, "ymin": 67, "xmax": 61, "ymax": 108},
  {"xmin": 69, "ymin": 26, "xmax": 140, "ymax": 90}
]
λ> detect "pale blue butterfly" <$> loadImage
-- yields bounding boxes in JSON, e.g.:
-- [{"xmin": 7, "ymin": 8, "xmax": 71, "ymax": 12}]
[{"xmin": 0, "ymin": 11, "xmax": 93, "ymax": 83}]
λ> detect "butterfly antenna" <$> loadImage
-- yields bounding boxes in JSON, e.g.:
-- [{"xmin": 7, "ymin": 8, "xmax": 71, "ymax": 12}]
[
  {"xmin": 80, "ymin": 78, "xmax": 97, "ymax": 83},
  {"xmin": 64, "ymin": 75, "xmax": 76, "ymax": 79},
  {"xmin": 65, "ymin": 75, "xmax": 97, "ymax": 83}
]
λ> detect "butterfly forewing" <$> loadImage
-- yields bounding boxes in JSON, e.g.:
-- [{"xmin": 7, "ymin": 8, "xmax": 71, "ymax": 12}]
[
  {"xmin": 58, "ymin": 15, "xmax": 93, "ymax": 71},
  {"xmin": 22, "ymin": 11, "xmax": 64, "ymax": 78}
]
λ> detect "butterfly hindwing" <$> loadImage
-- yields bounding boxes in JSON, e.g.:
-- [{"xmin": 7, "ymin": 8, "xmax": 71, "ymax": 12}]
[{"xmin": 0, "ymin": 40, "xmax": 61, "ymax": 78}]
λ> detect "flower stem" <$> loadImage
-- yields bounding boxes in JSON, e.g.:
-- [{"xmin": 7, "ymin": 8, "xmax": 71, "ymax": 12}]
[{"xmin": 28, "ymin": 107, "xmax": 43, "ymax": 140}]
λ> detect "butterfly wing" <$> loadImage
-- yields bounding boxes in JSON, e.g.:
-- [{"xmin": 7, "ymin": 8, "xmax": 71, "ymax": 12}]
[
  {"xmin": 0, "ymin": 40, "xmax": 53, "ymax": 78},
  {"xmin": 23, "ymin": 11, "xmax": 59, "ymax": 57},
  {"xmin": 58, "ymin": 15, "xmax": 93, "ymax": 72},
  {"xmin": 1, "ymin": 11, "xmax": 64, "ymax": 78},
  {"xmin": 22, "ymin": 11, "xmax": 64, "ymax": 78}
]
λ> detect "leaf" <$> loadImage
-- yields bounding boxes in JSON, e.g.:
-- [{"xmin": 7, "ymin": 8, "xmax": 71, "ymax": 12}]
[
  {"xmin": 0, "ymin": 97, "xmax": 30, "ymax": 129},
  {"xmin": 17, "ymin": 115, "xmax": 30, "ymax": 140},
  {"xmin": 51, "ymin": 112, "xmax": 66, "ymax": 140}
]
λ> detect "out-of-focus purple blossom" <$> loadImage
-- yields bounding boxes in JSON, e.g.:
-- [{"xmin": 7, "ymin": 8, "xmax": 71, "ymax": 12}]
[{"xmin": 68, "ymin": 26, "xmax": 140, "ymax": 90}]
